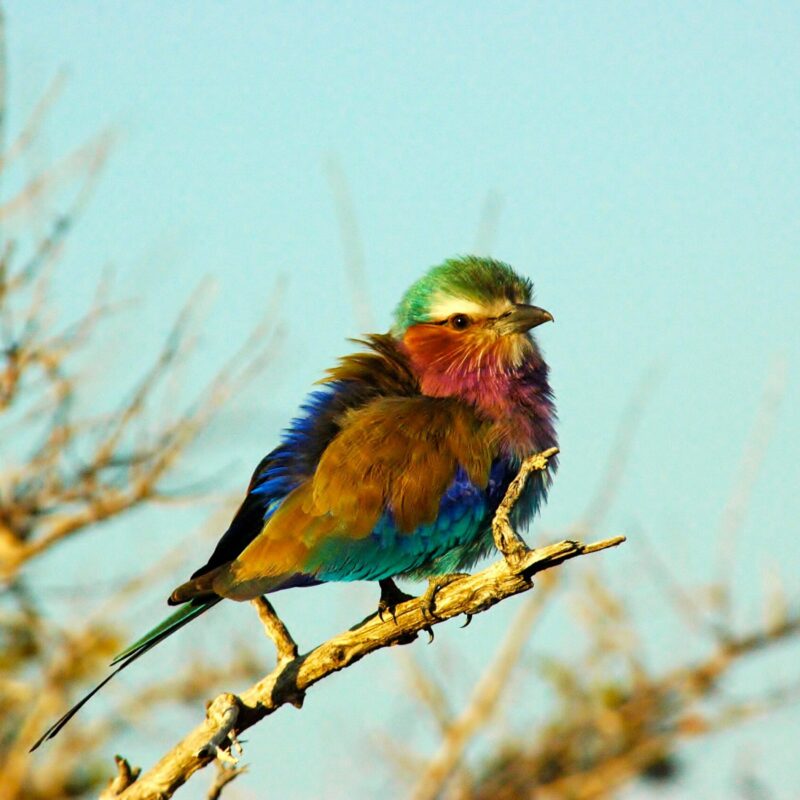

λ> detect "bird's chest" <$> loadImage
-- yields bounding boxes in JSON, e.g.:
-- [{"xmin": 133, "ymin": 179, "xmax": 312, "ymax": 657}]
[{"xmin": 445, "ymin": 370, "xmax": 556, "ymax": 462}]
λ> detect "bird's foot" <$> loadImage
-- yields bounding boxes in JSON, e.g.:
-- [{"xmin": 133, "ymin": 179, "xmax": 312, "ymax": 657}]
[
  {"xmin": 421, "ymin": 573, "xmax": 471, "ymax": 621},
  {"xmin": 377, "ymin": 578, "xmax": 415, "ymax": 623}
]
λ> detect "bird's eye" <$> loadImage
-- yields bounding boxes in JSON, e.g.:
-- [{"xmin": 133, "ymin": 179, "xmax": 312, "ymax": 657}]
[{"xmin": 448, "ymin": 314, "xmax": 471, "ymax": 330}]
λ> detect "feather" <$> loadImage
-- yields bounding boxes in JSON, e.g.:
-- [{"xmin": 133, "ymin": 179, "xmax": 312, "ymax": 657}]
[
  {"xmin": 33, "ymin": 255, "xmax": 558, "ymax": 747},
  {"xmin": 29, "ymin": 599, "xmax": 219, "ymax": 752}
]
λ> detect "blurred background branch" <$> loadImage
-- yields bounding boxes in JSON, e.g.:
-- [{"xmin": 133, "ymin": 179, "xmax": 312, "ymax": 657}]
[
  {"xmin": 384, "ymin": 363, "xmax": 797, "ymax": 800},
  {"xmin": 0, "ymin": 63, "xmax": 279, "ymax": 799},
  {"xmin": 3, "ymin": 6, "xmax": 798, "ymax": 799}
]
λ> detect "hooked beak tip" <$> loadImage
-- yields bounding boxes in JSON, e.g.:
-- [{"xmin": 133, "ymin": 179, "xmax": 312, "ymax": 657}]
[{"xmin": 499, "ymin": 304, "xmax": 554, "ymax": 333}]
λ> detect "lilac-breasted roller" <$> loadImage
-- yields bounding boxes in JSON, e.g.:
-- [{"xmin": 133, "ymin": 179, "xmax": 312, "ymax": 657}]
[{"xmin": 32, "ymin": 255, "xmax": 556, "ymax": 748}]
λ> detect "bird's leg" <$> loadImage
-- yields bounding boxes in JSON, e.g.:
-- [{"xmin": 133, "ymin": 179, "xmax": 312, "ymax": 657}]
[
  {"xmin": 421, "ymin": 573, "xmax": 471, "ymax": 621},
  {"xmin": 377, "ymin": 578, "xmax": 415, "ymax": 623},
  {"xmin": 251, "ymin": 597, "xmax": 298, "ymax": 665}
]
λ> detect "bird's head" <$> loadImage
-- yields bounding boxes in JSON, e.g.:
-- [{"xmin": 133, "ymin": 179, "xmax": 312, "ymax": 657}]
[{"xmin": 393, "ymin": 256, "xmax": 553, "ymax": 400}]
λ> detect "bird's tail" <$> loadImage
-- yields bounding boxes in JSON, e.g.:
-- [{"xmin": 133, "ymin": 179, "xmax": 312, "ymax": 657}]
[{"xmin": 29, "ymin": 597, "xmax": 221, "ymax": 752}]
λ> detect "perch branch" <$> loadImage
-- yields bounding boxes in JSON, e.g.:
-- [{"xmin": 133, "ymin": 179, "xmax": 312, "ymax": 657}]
[
  {"xmin": 492, "ymin": 446, "xmax": 559, "ymax": 565},
  {"xmin": 110, "ymin": 449, "xmax": 623, "ymax": 799},
  {"xmin": 117, "ymin": 538, "xmax": 625, "ymax": 798}
]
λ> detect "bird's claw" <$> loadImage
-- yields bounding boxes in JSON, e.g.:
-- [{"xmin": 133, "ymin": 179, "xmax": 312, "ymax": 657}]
[
  {"xmin": 378, "ymin": 574, "xmax": 470, "ymax": 640},
  {"xmin": 377, "ymin": 578, "xmax": 415, "ymax": 624},
  {"xmin": 421, "ymin": 573, "xmax": 471, "ymax": 620}
]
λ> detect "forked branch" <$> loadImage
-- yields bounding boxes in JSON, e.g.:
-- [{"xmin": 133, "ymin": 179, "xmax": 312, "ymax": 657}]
[{"xmin": 106, "ymin": 449, "xmax": 624, "ymax": 799}]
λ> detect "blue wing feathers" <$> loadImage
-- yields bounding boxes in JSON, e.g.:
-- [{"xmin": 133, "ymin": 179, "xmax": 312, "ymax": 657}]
[
  {"xmin": 191, "ymin": 384, "xmax": 346, "ymax": 577},
  {"xmin": 194, "ymin": 381, "xmax": 550, "ymax": 584}
]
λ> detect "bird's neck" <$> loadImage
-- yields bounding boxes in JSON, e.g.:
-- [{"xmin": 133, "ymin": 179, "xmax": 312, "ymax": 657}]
[
  {"xmin": 402, "ymin": 342, "xmax": 557, "ymax": 461},
  {"xmin": 487, "ymin": 360, "xmax": 557, "ymax": 462}
]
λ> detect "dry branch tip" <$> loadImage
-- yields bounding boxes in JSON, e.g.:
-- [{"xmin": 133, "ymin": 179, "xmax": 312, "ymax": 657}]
[
  {"xmin": 99, "ymin": 755, "xmax": 141, "ymax": 798},
  {"xmin": 492, "ymin": 447, "xmax": 560, "ymax": 566},
  {"xmin": 195, "ymin": 694, "xmax": 243, "ymax": 765}
]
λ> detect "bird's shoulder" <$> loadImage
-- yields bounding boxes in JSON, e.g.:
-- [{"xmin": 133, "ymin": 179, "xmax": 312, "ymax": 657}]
[
  {"xmin": 190, "ymin": 335, "xmax": 425, "ymax": 576},
  {"xmin": 250, "ymin": 333, "xmax": 420, "ymax": 491},
  {"xmin": 309, "ymin": 393, "xmax": 495, "ymax": 535},
  {"xmin": 320, "ymin": 332, "xmax": 418, "ymax": 393}
]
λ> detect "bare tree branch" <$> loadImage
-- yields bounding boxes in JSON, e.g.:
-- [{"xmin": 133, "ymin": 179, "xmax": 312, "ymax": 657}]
[
  {"xmin": 492, "ymin": 447, "xmax": 559, "ymax": 564},
  {"xmin": 206, "ymin": 760, "xmax": 247, "ymax": 800},
  {"xmin": 106, "ymin": 450, "xmax": 624, "ymax": 799},
  {"xmin": 576, "ymin": 365, "xmax": 661, "ymax": 533},
  {"xmin": 457, "ymin": 581, "xmax": 800, "ymax": 800},
  {"xmin": 472, "ymin": 192, "xmax": 504, "ymax": 256},
  {"xmin": 0, "ymin": 68, "xmax": 281, "ymax": 799},
  {"xmin": 715, "ymin": 355, "xmax": 787, "ymax": 621},
  {"xmin": 324, "ymin": 153, "xmax": 372, "ymax": 332}
]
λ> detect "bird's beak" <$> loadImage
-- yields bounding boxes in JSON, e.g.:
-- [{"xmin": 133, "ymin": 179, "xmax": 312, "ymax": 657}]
[{"xmin": 494, "ymin": 304, "xmax": 554, "ymax": 334}]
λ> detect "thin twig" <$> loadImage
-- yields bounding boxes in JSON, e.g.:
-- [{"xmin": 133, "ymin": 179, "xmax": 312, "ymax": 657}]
[
  {"xmin": 206, "ymin": 761, "xmax": 248, "ymax": 800},
  {"xmin": 99, "ymin": 756, "xmax": 141, "ymax": 799},
  {"xmin": 492, "ymin": 447, "xmax": 559, "ymax": 565},
  {"xmin": 715, "ymin": 356, "xmax": 787, "ymax": 622},
  {"xmin": 577, "ymin": 365, "xmax": 661, "ymax": 532},
  {"xmin": 324, "ymin": 153, "xmax": 372, "ymax": 332},
  {"xmin": 472, "ymin": 192, "xmax": 504, "ymax": 256},
  {"xmin": 400, "ymin": 651, "xmax": 456, "ymax": 735}
]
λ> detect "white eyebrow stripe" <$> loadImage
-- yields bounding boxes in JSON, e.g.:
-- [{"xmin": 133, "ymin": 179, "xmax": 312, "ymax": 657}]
[{"xmin": 427, "ymin": 294, "xmax": 513, "ymax": 321}]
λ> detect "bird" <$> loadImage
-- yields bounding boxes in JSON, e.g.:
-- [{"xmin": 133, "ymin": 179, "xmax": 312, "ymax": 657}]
[{"xmin": 31, "ymin": 254, "xmax": 557, "ymax": 750}]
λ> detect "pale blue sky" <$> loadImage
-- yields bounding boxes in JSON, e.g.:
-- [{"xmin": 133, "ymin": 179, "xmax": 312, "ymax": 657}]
[{"xmin": 9, "ymin": 3, "xmax": 800, "ymax": 798}]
